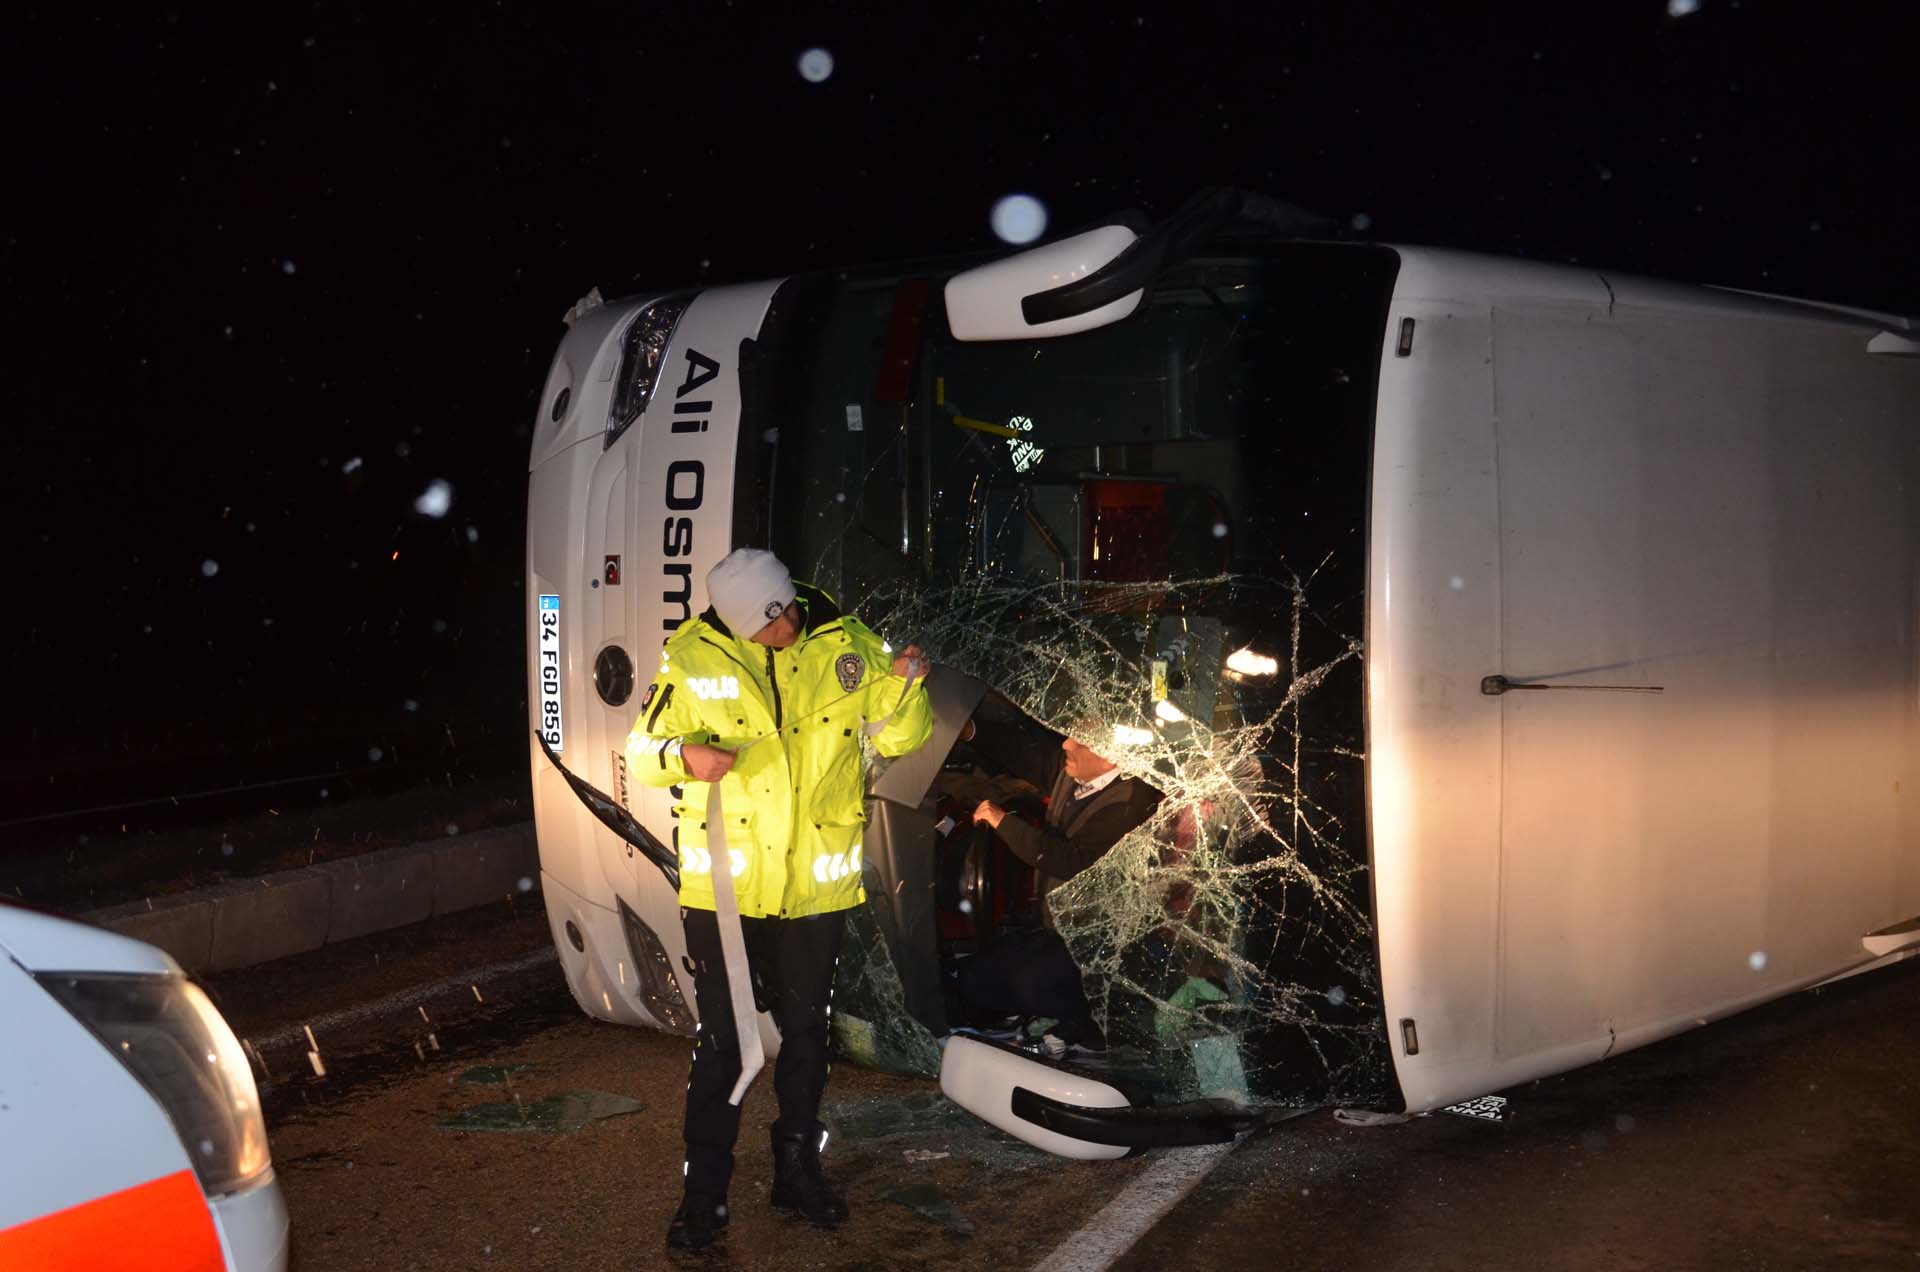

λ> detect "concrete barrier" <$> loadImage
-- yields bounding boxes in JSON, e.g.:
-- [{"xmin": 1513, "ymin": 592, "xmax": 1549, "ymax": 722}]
[
  {"xmin": 207, "ymin": 868, "xmax": 334, "ymax": 972},
  {"xmin": 80, "ymin": 820, "xmax": 542, "ymax": 973},
  {"xmin": 431, "ymin": 823, "xmax": 539, "ymax": 916},
  {"xmin": 325, "ymin": 842, "xmax": 438, "ymax": 943},
  {"xmin": 88, "ymin": 893, "xmax": 218, "ymax": 975}
]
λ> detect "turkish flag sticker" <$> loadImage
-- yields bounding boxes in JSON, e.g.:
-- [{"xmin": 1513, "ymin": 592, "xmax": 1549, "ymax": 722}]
[{"xmin": 603, "ymin": 555, "xmax": 622, "ymax": 586}]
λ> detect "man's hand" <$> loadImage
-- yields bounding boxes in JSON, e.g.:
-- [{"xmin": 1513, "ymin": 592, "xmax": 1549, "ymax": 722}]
[
  {"xmin": 681, "ymin": 743, "xmax": 736, "ymax": 782},
  {"xmin": 972, "ymin": 799, "xmax": 1005, "ymax": 830},
  {"xmin": 890, "ymin": 643, "xmax": 928, "ymax": 679}
]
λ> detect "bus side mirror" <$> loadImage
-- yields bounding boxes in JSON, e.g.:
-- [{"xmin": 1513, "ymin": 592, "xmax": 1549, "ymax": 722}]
[{"xmin": 945, "ymin": 224, "xmax": 1143, "ymax": 342}]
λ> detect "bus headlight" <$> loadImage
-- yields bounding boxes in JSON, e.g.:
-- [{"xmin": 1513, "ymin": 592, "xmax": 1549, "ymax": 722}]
[
  {"xmin": 38, "ymin": 973, "xmax": 271, "ymax": 1197},
  {"xmin": 607, "ymin": 296, "xmax": 693, "ymax": 447}
]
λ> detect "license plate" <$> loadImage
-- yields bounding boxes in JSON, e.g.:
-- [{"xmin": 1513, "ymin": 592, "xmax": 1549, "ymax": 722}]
[{"xmin": 538, "ymin": 593, "xmax": 564, "ymax": 751}]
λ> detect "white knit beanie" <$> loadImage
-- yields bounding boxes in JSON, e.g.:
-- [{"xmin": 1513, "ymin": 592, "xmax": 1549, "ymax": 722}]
[{"xmin": 706, "ymin": 548, "xmax": 796, "ymax": 637}]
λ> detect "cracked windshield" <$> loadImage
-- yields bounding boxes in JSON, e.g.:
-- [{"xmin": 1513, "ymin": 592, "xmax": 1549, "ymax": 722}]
[{"xmin": 747, "ymin": 244, "xmax": 1401, "ymax": 1108}]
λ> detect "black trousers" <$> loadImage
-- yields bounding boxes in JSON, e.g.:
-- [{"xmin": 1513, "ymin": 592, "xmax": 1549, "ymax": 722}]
[
  {"xmin": 956, "ymin": 926, "xmax": 1089, "ymax": 1023},
  {"xmin": 680, "ymin": 906, "xmax": 846, "ymax": 1198}
]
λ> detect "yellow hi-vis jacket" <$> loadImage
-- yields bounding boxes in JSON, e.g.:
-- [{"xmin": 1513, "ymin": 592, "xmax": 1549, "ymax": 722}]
[{"xmin": 624, "ymin": 585, "xmax": 932, "ymax": 919}]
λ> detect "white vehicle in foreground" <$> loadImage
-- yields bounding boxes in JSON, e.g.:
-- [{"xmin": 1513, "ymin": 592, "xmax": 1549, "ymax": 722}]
[
  {"xmin": 527, "ymin": 189, "xmax": 1920, "ymax": 1158},
  {"xmin": 0, "ymin": 902, "xmax": 289, "ymax": 1270}
]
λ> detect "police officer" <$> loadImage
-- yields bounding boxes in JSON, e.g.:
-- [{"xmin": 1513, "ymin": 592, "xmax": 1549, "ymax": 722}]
[{"xmin": 626, "ymin": 548, "xmax": 931, "ymax": 1252}]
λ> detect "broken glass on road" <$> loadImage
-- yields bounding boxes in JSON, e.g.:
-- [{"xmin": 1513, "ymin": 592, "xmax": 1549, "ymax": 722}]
[{"xmin": 436, "ymin": 1090, "xmax": 645, "ymax": 1133}]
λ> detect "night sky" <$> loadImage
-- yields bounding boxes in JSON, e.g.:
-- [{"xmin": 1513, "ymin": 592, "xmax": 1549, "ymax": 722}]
[{"xmin": 6, "ymin": 2, "xmax": 1914, "ymax": 826}]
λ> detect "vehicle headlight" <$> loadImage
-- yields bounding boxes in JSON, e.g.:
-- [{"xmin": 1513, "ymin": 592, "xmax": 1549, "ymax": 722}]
[
  {"xmin": 607, "ymin": 295, "xmax": 693, "ymax": 447},
  {"xmin": 37, "ymin": 972, "xmax": 271, "ymax": 1197}
]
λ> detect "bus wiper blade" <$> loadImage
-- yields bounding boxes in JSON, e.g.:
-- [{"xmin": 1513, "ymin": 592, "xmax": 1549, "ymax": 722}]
[
  {"xmin": 1480, "ymin": 675, "xmax": 1665, "ymax": 696},
  {"xmin": 536, "ymin": 733, "xmax": 681, "ymax": 889}
]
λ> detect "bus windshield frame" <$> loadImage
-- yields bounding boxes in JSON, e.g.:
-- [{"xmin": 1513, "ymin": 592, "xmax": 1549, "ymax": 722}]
[{"xmin": 738, "ymin": 240, "xmax": 1404, "ymax": 1107}]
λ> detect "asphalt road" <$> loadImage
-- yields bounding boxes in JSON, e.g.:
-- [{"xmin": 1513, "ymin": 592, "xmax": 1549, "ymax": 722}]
[
  {"xmin": 217, "ymin": 908, "xmax": 1920, "ymax": 1271},
  {"xmin": 1119, "ymin": 960, "xmax": 1920, "ymax": 1272}
]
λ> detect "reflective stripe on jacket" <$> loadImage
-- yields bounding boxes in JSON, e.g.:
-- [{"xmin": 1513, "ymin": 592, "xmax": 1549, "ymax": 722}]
[{"xmin": 624, "ymin": 588, "xmax": 932, "ymax": 919}]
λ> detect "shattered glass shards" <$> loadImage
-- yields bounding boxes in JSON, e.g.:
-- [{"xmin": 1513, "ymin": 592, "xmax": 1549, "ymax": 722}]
[
  {"xmin": 834, "ymin": 569, "xmax": 1394, "ymax": 1111},
  {"xmin": 881, "ymin": 1182, "xmax": 975, "ymax": 1237},
  {"xmin": 827, "ymin": 1090, "xmax": 980, "ymax": 1143},
  {"xmin": 833, "ymin": 900, "xmax": 944, "ymax": 1078},
  {"xmin": 436, "ymin": 1090, "xmax": 645, "ymax": 1133},
  {"xmin": 456, "ymin": 1063, "xmax": 533, "ymax": 1086},
  {"xmin": 824, "ymin": 1089, "xmax": 1048, "ymax": 1170}
]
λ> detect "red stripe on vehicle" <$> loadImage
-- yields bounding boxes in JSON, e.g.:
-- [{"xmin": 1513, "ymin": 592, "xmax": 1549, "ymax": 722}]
[{"xmin": 0, "ymin": 1169, "xmax": 224, "ymax": 1271}]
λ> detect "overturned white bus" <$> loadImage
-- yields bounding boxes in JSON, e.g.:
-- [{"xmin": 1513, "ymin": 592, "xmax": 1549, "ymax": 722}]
[{"xmin": 526, "ymin": 189, "xmax": 1920, "ymax": 1158}]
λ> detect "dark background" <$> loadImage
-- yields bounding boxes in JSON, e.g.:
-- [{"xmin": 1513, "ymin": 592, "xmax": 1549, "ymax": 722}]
[{"xmin": 4, "ymin": 2, "xmax": 1913, "ymax": 846}]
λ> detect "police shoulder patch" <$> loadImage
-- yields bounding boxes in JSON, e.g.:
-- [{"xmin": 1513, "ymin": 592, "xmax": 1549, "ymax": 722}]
[
  {"xmin": 835, "ymin": 652, "xmax": 864, "ymax": 693},
  {"xmin": 638, "ymin": 681, "xmax": 657, "ymax": 713}
]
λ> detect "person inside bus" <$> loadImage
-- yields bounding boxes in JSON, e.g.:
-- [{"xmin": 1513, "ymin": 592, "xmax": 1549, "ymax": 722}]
[
  {"xmin": 958, "ymin": 706, "xmax": 1163, "ymax": 1053},
  {"xmin": 627, "ymin": 548, "xmax": 931, "ymax": 1253}
]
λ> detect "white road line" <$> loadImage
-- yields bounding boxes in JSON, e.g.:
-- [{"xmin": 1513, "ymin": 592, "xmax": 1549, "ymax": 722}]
[
  {"xmin": 1029, "ymin": 1141, "xmax": 1236, "ymax": 1272},
  {"xmin": 246, "ymin": 945, "xmax": 559, "ymax": 1053}
]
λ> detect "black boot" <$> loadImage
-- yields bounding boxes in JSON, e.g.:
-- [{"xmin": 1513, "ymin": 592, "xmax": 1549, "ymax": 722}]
[
  {"xmin": 769, "ymin": 1128, "xmax": 849, "ymax": 1226},
  {"xmin": 665, "ymin": 1194, "xmax": 729, "ymax": 1252}
]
